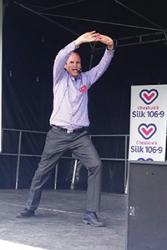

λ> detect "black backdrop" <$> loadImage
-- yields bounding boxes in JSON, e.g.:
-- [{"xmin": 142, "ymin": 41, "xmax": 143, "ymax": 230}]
[{"xmin": 1, "ymin": 3, "xmax": 167, "ymax": 193}]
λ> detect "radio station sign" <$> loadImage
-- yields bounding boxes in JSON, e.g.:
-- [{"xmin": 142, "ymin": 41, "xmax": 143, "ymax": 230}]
[{"xmin": 128, "ymin": 85, "xmax": 167, "ymax": 161}]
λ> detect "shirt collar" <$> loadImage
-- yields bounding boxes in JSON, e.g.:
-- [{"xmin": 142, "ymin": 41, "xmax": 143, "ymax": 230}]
[{"xmin": 70, "ymin": 74, "xmax": 81, "ymax": 81}]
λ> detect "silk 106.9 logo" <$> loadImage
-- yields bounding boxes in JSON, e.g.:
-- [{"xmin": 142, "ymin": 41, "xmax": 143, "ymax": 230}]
[
  {"xmin": 138, "ymin": 123, "xmax": 157, "ymax": 140},
  {"xmin": 139, "ymin": 89, "xmax": 158, "ymax": 105}
]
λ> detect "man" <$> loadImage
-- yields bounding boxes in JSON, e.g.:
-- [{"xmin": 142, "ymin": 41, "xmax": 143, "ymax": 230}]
[{"xmin": 17, "ymin": 31, "xmax": 114, "ymax": 227}]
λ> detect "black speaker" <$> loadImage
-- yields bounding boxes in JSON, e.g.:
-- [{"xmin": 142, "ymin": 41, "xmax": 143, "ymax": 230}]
[{"xmin": 127, "ymin": 161, "xmax": 167, "ymax": 250}]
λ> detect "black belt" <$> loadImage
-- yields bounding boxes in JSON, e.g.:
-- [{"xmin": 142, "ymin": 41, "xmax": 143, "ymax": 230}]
[{"xmin": 52, "ymin": 125, "xmax": 88, "ymax": 134}]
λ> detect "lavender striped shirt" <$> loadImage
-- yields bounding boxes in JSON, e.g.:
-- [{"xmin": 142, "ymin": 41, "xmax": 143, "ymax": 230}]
[{"xmin": 50, "ymin": 41, "xmax": 114, "ymax": 130}]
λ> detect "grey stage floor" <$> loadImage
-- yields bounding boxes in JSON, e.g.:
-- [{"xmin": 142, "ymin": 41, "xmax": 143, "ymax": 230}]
[{"xmin": 0, "ymin": 190, "xmax": 127, "ymax": 250}]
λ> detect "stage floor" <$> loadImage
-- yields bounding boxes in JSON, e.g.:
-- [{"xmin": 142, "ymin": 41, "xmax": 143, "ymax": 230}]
[{"xmin": 0, "ymin": 190, "xmax": 127, "ymax": 250}]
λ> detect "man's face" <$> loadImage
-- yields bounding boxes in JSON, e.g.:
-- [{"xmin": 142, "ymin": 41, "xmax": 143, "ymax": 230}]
[{"xmin": 64, "ymin": 52, "xmax": 81, "ymax": 77}]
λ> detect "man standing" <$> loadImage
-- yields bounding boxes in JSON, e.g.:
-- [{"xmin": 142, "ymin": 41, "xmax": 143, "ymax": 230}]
[{"xmin": 17, "ymin": 31, "xmax": 114, "ymax": 227}]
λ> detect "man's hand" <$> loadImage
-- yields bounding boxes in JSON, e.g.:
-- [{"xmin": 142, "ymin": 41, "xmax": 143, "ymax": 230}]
[
  {"xmin": 75, "ymin": 31, "xmax": 114, "ymax": 50},
  {"xmin": 98, "ymin": 34, "xmax": 114, "ymax": 50},
  {"xmin": 75, "ymin": 31, "xmax": 101, "ymax": 47}
]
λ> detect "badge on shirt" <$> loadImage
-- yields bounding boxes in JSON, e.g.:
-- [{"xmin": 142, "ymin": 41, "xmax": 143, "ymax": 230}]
[{"xmin": 79, "ymin": 85, "xmax": 88, "ymax": 93}]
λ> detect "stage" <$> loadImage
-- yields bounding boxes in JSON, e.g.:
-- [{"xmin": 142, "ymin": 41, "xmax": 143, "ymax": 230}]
[{"xmin": 0, "ymin": 190, "xmax": 127, "ymax": 250}]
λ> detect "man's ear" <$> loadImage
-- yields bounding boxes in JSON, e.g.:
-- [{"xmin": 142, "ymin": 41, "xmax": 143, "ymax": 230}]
[{"xmin": 64, "ymin": 64, "xmax": 67, "ymax": 70}]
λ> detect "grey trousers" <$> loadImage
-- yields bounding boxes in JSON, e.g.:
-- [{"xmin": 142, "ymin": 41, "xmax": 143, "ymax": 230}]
[{"xmin": 26, "ymin": 126, "xmax": 102, "ymax": 212}]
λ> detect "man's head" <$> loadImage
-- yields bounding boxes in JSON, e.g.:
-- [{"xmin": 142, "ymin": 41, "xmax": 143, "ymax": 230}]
[{"xmin": 64, "ymin": 52, "xmax": 82, "ymax": 77}]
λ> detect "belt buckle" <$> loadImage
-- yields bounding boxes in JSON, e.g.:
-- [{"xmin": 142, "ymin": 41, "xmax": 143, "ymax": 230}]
[{"xmin": 67, "ymin": 129, "xmax": 73, "ymax": 134}]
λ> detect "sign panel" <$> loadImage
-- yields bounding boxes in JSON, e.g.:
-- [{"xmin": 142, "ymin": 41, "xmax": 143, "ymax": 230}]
[{"xmin": 129, "ymin": 85, "xmax": 167, "ymax": 161}]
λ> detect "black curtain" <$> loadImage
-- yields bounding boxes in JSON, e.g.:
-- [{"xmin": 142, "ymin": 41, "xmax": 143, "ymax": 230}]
[{"xmin": 1, "ymin": 2, "xmax": 167, "ymax": 192}]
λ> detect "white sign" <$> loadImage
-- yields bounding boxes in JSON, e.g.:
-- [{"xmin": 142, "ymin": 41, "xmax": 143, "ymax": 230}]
[{"xmin": 129, "ymin": 85, "xmax": 167, "ymax": 161}]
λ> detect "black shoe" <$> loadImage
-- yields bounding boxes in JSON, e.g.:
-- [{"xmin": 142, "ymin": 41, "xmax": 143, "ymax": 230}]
[
  {"xmin": 83, "ymin": 212, "xmax": 104, "ymax": 227},
  {"xmin": 16, "ymin": 208, "xmax": 35, "ymax": 218}
]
